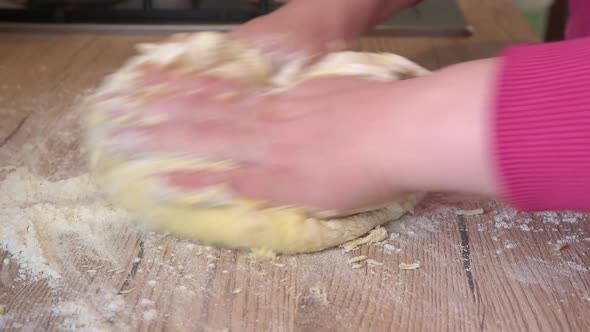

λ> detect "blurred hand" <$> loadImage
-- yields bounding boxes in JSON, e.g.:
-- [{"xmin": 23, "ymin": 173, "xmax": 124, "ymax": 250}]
[
  {"xmin": 224, "ymin": 0, "xmax": 420, "ymax": 67},
  {"xmin": 105, "ymin": 57, "xmax": 499, "ymax": 216}
]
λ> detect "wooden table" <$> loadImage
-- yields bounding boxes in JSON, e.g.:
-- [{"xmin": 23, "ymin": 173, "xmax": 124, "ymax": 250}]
[{"xmin": 2, "ymin": 1, "xmax": 590, "ymax": 331}]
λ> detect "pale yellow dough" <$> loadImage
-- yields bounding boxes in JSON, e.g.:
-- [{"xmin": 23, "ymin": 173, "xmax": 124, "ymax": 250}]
[{"xmin": 80, "ymin": 32, "xmax": 429, "ymax": 255}]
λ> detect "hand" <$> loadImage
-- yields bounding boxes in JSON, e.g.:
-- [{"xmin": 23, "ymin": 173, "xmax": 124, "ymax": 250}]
[
  {"xmin": 107, "ymin": 72, "xmax": 408, "ymax": 215},
  {"xmin": 226, "ymin": 0, "xmax": 421, "ymax": 66},
  {"xmin": 226, "ymin": 7, "xmax": 342, "ymax": 65},
  {"xmin": 105, "ymin": 58, "xmax": 500, "ymax": 216}
]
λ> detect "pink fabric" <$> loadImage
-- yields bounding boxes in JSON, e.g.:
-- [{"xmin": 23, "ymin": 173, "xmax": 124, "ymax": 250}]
[
  {"xmin": 565, "ymin": 0, "xmax": 590, "ymax": 39},
  {"xmin": 493, "ymin": 1, "xmax": 590, "ymax": 212}
]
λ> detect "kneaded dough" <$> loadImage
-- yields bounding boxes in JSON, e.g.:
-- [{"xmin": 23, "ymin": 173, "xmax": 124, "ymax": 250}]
[{"xmin": 80, "ymin": 32, "xmax": 429, "ymax": 255}]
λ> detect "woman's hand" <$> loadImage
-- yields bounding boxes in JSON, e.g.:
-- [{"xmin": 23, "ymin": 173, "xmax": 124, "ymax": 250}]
[
  {"xmin": 226, "ymin": 0, "xmax": 421, "ymax": 66},
  {"xmin": 106, "ymin": 57, "xmax": 501, "ymax": 215},
  {"xmin": 108, "ymin": 74, "xmax": 409, "ymax": 214}
]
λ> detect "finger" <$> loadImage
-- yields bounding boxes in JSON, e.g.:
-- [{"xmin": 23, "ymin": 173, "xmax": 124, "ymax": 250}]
[
  {"xmin": 127, "ymin": 91, "xmax": 253, "ymax": 125},
  {"xmin": 162, "ymin": 169, "xmax": 231, "ymax": 191},
  {"xmin": 163, "ymin": 74, "xmax": 252, "ymax": 98},
  {"xmin": 156, "ymin": 166, "xmax": 305, "ymax": 209},
  {"xmin": 286, "ymin": 77, "xmax": 380, "ymax": 98},
  {"xmin": 158, "ymin": 166, "xmax": 342, "ymax": 212},
  {"xmin": 107, "ymin": 120, "xmax": 265, "ymax": 163},
  {"xmin": 136, "ymin": 66, "xmax": 252, "ymax": 97},
  {"xmin": 103, "ymin": 73, "xmax": 255, "ymax": 123},
  {"xmin": 258, "ymin": 78, "xmax": 383, "ymax": 122}
]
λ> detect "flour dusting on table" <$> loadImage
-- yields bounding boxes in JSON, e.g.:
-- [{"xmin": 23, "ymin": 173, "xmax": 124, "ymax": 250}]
[{"xmin": 0, "ymin": 167, "xmax": 133, "ymax": 285}]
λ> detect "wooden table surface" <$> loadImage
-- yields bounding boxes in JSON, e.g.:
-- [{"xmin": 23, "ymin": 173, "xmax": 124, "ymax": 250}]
[{"xmin": 2, "ymin": 1, "xmax": 590, "ymax": 331}]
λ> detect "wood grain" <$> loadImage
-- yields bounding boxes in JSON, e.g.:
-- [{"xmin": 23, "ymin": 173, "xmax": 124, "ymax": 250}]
[{"xmin": 2, "ymin": 1, "xmax": 590, "ymax": 331}]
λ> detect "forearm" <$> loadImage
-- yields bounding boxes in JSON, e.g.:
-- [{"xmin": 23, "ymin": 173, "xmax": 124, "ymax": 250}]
[
  {"xmin": 392, "ymin": 36, "xmax": 590, "ymax": 212},
  {"xmin": 271, "ymin": 0, "xmax": 419, "ymax": 43},
  {"xmin": 388, "ymin": 58, "xmax": 500, "ymax": 197}
]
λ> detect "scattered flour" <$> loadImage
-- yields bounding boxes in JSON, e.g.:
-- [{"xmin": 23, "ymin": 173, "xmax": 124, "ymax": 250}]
[
  {"xmin": 561, "ymin": 212, "xmax": 584, "ymax": 224},
  {"xmin": 143, "ymin": 309, "xmax": 158, "ymax": 322},
  {"xmin": 494, "ymin": 209, "xmax": 518, "ymax": 229},
  {"xmin": 505, "ymin": 242, "xmax": 517, "ymax": 249},
  {"xmin": 456, "ymin": 208, "xmax": 484, "ymax": 216},
  {"xmin": 0, "ymin": 167, "xmax": 156, "ymax": 330},
  {"xmin": 51, "ymin": 301, "xmax": 107, "ymax": 332},
  {"xmin": 519, "ymin": 224, "xmax": 531, "ymax": 232},
  {"xmin": 563, "ymin": 261, "xmax": 588, "ymax": 272},
  {"xmin": 558, "ymin": 235, "xmax": 581, "ymax": 244},
  {"xmin": 539, "ymin": 212, "xmax": 560, "ymax": 225},
  {"xmin": 0, "ymin": 167, "xmax": 134, "ymax": 285},
  {"xmin": 383, "ymin": 244, "xmax": 401, "ymax": 254},
  {"xmin": 139, "ymin": 299, "xmax": 155, "ymax": 307},
  {"xmin": 389, "ymin": 216, "xmax": 437, "ymax": 241}
]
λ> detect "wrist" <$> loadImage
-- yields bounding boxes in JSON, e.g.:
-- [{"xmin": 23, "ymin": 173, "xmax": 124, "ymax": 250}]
[
  {"xmin": 271, "ymin": 0, "xmax": 360, "ymax": 49},
  {"xmin": 386, "ymin": 58, "xmax": 501, "ymax": 197},
  {"xmin": 274, "ymin": 0, "xmax": 418, "ymax": 48}
]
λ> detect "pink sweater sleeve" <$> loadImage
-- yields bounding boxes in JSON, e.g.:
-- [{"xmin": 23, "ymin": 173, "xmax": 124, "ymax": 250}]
[{"xmin": 492, "ymin": 36, "xmax": 590, "ymax": 212}]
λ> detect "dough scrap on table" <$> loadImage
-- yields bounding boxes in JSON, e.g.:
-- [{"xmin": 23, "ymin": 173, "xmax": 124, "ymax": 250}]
[{"xmin": 80, "ymin": 31, "xmax": 429, "ymax": 255}]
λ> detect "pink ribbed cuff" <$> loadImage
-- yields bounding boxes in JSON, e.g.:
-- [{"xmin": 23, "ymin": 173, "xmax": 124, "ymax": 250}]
[{"xmin": 493, "ymin": 37, "xmax": 590, "ymax": 212}]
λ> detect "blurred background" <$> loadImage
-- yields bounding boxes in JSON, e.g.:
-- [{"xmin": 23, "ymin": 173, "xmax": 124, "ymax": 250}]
[{"xmin": 0, "ymin": 0, "xmax": 568, "ymax": 40}]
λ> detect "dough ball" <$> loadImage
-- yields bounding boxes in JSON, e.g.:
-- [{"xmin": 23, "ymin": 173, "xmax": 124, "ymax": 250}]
[{"xmin": 80, "ymin": 32, "xmax": 429, "ymax": 255}]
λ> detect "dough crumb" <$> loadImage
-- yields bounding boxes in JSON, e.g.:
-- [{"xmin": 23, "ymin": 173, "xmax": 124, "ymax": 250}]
[
  {"xmin": 118, "ymin": 288, "xmax": 135, "ymax": 295},
  {"xmin": 456, "ymin": 208, "xmax": 484, "ymax": 216},
  {"xmin": 2, "ymin": 259, "xmax": 9, "ymax": 265},
  {"xmin": 271, "ymin": 262, "xmax": 286, "ymax": 268},
  {"xmin": 552, "ymin": 242, "xmax": 569, "ymax": 254},
  {"xmin": 347, "ymin": 255, "xmax": 368, "ymax": 264},
  {"xmin": 399, "ymin": 261, "xmax": 421, "ymax": 270},
  {"xmin": 250, "ymin": 248, "xmax": 277, "ymax": 260},
  {"xmin": 351, "ymin": 263, "xmax": 363, "ymax": 269},
  {"xmin": 232, "ymin": 288, "xmax": 242, "ymax": 294},
  {"xmin": 309, "ymin": 287, "xmax": 330, "ymax": 305},
  {"xmin": 367, "ymin": 259, "xmax": 384, "ymax": 267},
  {"xmin": 341, "ymin": 226, "xmax": 388, "ymax": 252}
]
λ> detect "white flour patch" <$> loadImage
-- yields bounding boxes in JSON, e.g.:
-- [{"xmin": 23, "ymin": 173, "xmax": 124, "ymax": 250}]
[
  {"xmin": 51, "ymin": 302, "xmax": 106, "ymax": 332},
  {"xmin": 0, "ymin": 168, "xmax": 134, "ymax": 286},
  {"xmin": 383, "ymin": 243, "xmax": 401, "ymax": 254},
  {"xmin": 0, "ymin": 167, "xmax": 155, "ymax": 330},
  {"xmin": 493, "ymin": 208, "xmax": 519, "ymax": 229},
  {"xmin": 539, "ymin": 212, "xmax": 560, "ymax": 225},
  {"xmin": 391, "ymin": 216, "xmax": 437, "ymax": 238},
  {"xmin": 143, "ymin": 309, "xmax": 158, "ymax": 322},
  {"xmin": 518, "ymin": 224, "xmax": 531, "ymax": 232}
]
